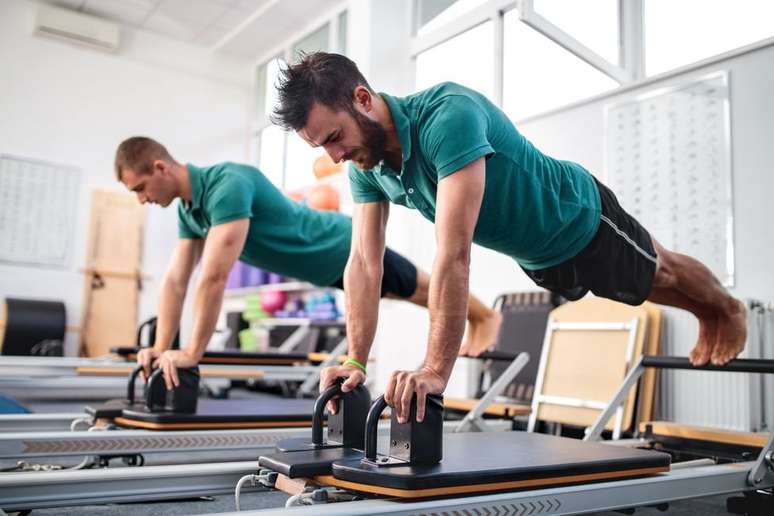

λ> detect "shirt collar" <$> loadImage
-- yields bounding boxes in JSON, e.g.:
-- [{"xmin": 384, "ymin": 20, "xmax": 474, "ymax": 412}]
[
  {"xmin": 379, "ymin": 93, "xmax": 413, "ymax": 175},
  {"xmin": 185, "ymin": 164, "xmax": 204, "ymax": 211}
]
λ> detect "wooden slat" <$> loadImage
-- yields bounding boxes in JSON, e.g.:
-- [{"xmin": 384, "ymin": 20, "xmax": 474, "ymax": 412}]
[
  {"xmin": 444, "ymin": 398, "xmax": 530, "ymax": 417},
  {"xmin": 640, "ymin": 421, "xmax": 769, "ymax": 448},
  {"xmin": 313, "ymin": 465, "xmax": 670, "ymax": 499},
  {"xmin": 75, "ymin": 365, "xmax": 265, "ymax": 379}
]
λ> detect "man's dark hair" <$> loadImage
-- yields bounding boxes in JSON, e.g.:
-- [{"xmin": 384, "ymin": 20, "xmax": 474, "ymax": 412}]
[
  {"xmin": 272, "ymin": 52, "xmax": 374, "ymax": 131},
  {"xmin": 114, "ymin": 136, "xmax": 175, "ymax": 181}
]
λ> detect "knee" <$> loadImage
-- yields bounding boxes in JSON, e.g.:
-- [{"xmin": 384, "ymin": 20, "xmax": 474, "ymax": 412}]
[{"xmin": 652, "ymin": 253, "xmax": 677, "ymax": 289}]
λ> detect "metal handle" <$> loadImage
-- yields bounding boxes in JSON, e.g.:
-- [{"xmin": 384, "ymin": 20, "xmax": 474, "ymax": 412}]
[
  {"xmin": 144, "ymin": 369, "xmax": 165, "ymax": 410},
  {"xmin": 364, "ymin": 395, "xmax": 389, "ymax": 461},
  {"xmin": 642, "ymin": 356, "xmax": 774, "ymax": 374},
  {"xmin": 126, "ymin": 365, "xmax": 144, "ymax": 404},
  {"xmin": 135, "ymin": 316, "xmax": 156, "ymax": 348},
  {"xmin": 312, "ymin": 381, "xmax": 343, "ymax": 445}
]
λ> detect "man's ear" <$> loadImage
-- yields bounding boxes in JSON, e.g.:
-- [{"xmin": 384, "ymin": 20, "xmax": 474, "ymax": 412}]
[
  {"xmin": 353, "ymin": 86, "xmax": 373, "ymax": 113},
  {"xmin": 153, "ymin": 159, "xmax": 168, "ymax": 175}
]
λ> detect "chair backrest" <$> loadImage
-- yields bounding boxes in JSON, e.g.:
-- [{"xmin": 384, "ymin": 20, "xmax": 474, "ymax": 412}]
[
  {"xmin": 476, "ymin": 291, "xmax": 561, "ymax": 403},
  {"xmin": 527, "ymin": 297, "xmax": 660, "ymax": 436}
]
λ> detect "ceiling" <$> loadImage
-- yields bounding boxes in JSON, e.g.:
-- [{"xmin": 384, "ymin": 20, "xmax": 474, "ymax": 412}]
[{"xmin": 43, "ymin": 0, "xmax": 340, "ymax": 58}]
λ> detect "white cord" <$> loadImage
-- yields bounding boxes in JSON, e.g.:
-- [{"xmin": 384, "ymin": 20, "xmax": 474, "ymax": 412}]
[{"xmin": 234, "ymin": 474, "xmax": 259, "ymax": 511}]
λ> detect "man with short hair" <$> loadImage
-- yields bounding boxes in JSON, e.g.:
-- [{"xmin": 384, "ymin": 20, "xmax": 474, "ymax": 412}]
[
  {"xmin": 114, "ymin": 137, "xmax": 501, "ymax": 388},
  {"xmin": 271, "ymin": 52, "xmax": 747, "ymax": 424}
]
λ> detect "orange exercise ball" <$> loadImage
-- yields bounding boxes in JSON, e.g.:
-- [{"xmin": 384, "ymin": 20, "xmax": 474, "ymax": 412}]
[
  {"xmin": 307, "ymin": 184, "xmax": 340, "ymax": 211},
  {"xmin": 286, "ymin": 190, "xmax": 305, "ymax": 203},
  {"xmin": 313, "ymin": 153, "xmax": 343, "ymax": 180}
]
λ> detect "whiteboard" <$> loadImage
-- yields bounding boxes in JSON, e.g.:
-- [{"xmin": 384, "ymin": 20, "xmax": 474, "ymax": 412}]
[
  {"xmin": 0, "ymin": 154, "xmax": 80, "ymax": 268},
  {"xmin": 605, "ymin": 72, "xmax": 734, "ymax": 286}
]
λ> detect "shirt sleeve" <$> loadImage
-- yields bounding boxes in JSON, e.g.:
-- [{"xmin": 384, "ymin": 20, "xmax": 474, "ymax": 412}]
[
  {"xmin": 348, "ymin": 162, "xmax": 387, "ymax": 203},
  {"xmin": 420, "ymin": 95, "xmax": 494, "ymax": 179},
  {"xmin": 206, "ymin": 175, "xmax": 254, "ymax": 226},
  {"xmin": 177, "ymin": 201, "xmax": 202, "ymax": 239}
]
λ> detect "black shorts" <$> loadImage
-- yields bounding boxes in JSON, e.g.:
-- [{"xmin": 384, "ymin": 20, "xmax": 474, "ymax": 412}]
[
  {"xmin": 521, "ymin": 178, "xmax": 658, "ymax": 306},
  {"xmin": 330, "ymin": 247, "xmax": 418, "ymax": 298}
]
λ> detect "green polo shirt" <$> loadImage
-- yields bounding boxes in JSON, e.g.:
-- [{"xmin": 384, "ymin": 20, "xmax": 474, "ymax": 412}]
[
  {"xmin": 178, "ymin": 162, "xmax": 351, "ymax": 286},
  {"xmin": 349, "ymin": 82, "xmax": 601, "ymax": 270}
]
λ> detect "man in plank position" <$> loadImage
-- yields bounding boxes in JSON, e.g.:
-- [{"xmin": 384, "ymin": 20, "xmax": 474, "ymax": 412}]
[
  {"xmin": 114, "ymin": 137, "xmax": 501, "ymax": 388},
  {"xmin": 271, "ymin": 52, "xmax": 747, "ymax": 423}
]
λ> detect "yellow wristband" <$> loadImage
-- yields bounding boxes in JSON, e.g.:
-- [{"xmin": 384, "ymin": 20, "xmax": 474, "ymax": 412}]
[{"xmin": 343, "ymin": 357, "xmax": 367, "ymax": 374}]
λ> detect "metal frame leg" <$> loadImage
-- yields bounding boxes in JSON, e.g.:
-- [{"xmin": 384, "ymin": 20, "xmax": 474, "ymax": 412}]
[{"xmin": 455, "ymin": 352, "xmax": 530, "ymax": 433}]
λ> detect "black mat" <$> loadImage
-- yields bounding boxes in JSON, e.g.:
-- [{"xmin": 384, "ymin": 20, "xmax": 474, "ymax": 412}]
[
  {"xmin": 120, "ymin": 398, "xmax": 317, "ymax": 424},
  {"xmin": 332, "ymin": 432, "xmax": 670, "ymax": 490}
]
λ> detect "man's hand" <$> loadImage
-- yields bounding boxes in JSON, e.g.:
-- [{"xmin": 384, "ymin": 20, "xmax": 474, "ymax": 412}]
[
  {"xmin": 385, "ymin": 367, "xmax": 446, "ymax": 424},
  {"xmin": 137, "ymin": 348, "xmax": 161, "ymax": 381},
  {"xmin": 153, "ymin": 349, "xmax": 199, "ymax": 390},
  {"xmin": 319, "ymin": 364, "xmax": 366, "ymax": 414}
]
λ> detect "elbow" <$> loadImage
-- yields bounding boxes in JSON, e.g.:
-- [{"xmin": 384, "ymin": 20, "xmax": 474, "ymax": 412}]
[
  {"xmin": 345, "ymin": 252, "xmax": 383, "ymax": 285},
  {"xmin": 199, "ymin": 269, "xmax": 230, "ymax": 289}
]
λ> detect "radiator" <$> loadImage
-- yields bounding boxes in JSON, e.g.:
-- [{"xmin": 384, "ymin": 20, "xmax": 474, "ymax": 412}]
[{"xmin": 655, "ymin": 300, "xmax": 774, "ymax": 432}]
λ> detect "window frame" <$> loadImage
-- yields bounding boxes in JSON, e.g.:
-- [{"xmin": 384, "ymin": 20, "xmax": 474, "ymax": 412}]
[{"xmin": 410, "ymin": 0, "xmax": 642, "ymax": 117}]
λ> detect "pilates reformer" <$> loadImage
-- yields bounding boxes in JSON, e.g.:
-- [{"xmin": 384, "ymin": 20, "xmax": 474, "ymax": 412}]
[
  {"xmin": 0, "ymin": 381, "xmax": 510, "ymax": 512},
  {"xmin": 249, "ymin": 356, "xmax": 774, "ymax": 515}
]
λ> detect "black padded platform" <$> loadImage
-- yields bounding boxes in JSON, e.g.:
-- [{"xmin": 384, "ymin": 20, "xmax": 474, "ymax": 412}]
[
  {"xmin": 85, "ymin": 399, "xmax": 143, "ymax": 419},
  {"xmin": 112, "ymin": 346, "xmax": 312, "ymax": 364},
  {"xmin": 331, "ymin": 432, "xmax": 670, "ymax": 492},
  {"xmin": 260, "ymin": 447, "xmax": 365, "ymax": 478},
  {"xmin": 119, "ymin": 397, "xmax": 317, "ymax": 425}
]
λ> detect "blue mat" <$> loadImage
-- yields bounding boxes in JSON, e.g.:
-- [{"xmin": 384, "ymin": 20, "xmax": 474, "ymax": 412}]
[{"xmin": 0, "ymin": 395, "xmax": 30, "ymax": 414}]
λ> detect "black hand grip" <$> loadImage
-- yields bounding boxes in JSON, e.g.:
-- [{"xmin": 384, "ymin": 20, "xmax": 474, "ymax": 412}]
[
  {"xmin": 127, "ymin": 365, "xmax": 144, "ymax": 404},
  {"xmin": 312, "ymin": 380, "xmax": 343, "ymax": 445},
  {"xmin": 642, "ymin": 356, "xmax": 774, "ymax": 374},
  {"xmin": 364, "ymin": 395, "xmax": 389, "ymax": 461},
  {"xmin": 145, "ymin": 368, "xmax": 166, "ymax": 410}
]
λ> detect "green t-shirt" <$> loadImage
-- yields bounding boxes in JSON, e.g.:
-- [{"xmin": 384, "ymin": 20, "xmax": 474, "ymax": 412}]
[
  {"xmin": 349, "ymin": 82, "xmax": 601, "ymax": 270},
  {"xmin": 178, "ymin": 163, "xmax": 351, "ymax": 286}
]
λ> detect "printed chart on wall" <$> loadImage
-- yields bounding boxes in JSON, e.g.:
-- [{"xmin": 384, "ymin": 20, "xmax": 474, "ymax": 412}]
[
  {"xmin": 0, "ymin": 154, "xmax": 80, "ymax": 268},
  {"xmin": 605, "ymin": 72, "xmax": 734, "ymax": 286}
]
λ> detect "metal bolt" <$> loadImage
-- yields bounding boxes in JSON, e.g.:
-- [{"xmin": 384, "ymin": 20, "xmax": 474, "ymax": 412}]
[
  {"xmin": 404, "ymin": 443, "xmax": 410, "ymax": 449},
  {"xmin": 391, "ymin": 440, "xmax": 397, "ymax": 446}
]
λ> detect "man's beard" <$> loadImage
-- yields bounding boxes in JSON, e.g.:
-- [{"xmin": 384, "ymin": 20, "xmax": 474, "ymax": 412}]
[{"xmin": 351, "ymin": 109, "xmax": 387, "ymax": 170}]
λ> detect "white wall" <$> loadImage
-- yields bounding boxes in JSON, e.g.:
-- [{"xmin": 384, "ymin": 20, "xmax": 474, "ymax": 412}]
[{"xmin": 0, "ymin": 0, "xmax": 252, "ymax": 354}]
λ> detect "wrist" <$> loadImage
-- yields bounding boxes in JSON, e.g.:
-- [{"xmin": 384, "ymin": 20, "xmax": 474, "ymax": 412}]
[{"xmin": 343, "ymin": 357, "xmax": 367, "ymax": 375}]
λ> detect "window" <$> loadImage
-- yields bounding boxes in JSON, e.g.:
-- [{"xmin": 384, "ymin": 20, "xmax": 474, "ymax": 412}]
[
  {"xmin": 415, "ymin": 21, "xmax": 495, "ymax": 100},
  {"xmin": 292, "ymin": 23, "xmax": 330, "ymax": 60},
  {"xmin": 253, "ymin": 12, "xmax": 348, "ymax": 189},
  {"xmin": 645, "ymin": 0, "xmax": 774, "ymax": 75},
  {"xmin": 284, "ymin": 132, "xmax": 325, "ymax": 191},
  {"xmin": 338, "ymin": 10, "xmax": 348, "ymax": 53},
  {"xmin": 416, "ymin": 0, "xmax": 489, "ymax": 36},
  {"xmin": 533, "ymin": 0, "xmax": 619, "ymax": 65},
  {"xmin": 503, "ymin": 9, "xmax": 618, "ymax": 120},
  {"xmin": 258, "ymin": 125, "xmax": 285, "ymax": 187}
]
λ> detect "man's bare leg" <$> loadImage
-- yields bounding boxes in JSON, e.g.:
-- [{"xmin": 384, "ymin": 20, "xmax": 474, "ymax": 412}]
[
  {"xmin": 649, "ymin": 240, "xmax": 746, "ymax": 366},
  {"xmin": 387, "ymin": 270, "xmax": 502, "ymax": 357}
]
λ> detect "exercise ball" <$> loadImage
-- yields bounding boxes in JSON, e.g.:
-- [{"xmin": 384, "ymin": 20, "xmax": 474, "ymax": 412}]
[
  {"xmin": 287, "ymin": 190, "xmax": 305, "ymax": 203},
  {"xmin": 307, "ymin": 184, "xmax": 340, "ymax": 211},
  {"xmin": 313, "ymin": 153, "xmax": 343, "ymax": 180},
  {"xmin": 260, "ymin": 290, "xmax": 288, "ymax": 315}
]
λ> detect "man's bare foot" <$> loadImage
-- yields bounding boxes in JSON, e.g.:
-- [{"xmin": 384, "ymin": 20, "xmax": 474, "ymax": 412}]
[
  {"xmin": 459, "ymin": 325, "xmax": 477, "ymax": 357},
  {"xmin": 462, "ymin": 311, "xmax": 503, "ymax": 357},
  {"xmin": 689, "ymin": 316, "xmax": 718, "ymax": 367},
  {"xmin": 711, "ymin": 298, "xmax": 747, "ymax": 365}
]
